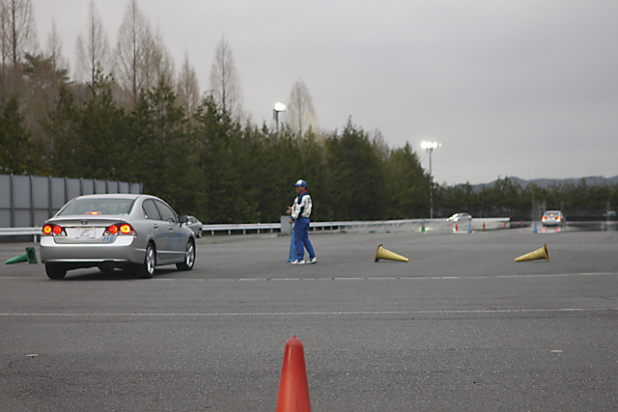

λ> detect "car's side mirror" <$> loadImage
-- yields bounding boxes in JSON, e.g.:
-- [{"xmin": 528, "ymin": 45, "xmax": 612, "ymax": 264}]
[{"xmin": 178, "ymin": 215, "xmax": 188, "ymax": 224}]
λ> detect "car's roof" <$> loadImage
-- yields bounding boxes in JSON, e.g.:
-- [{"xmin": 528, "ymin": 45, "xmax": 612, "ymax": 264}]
[{"xmin": 71, "ymin": 194, "xmax": 150, "ymax": 200}]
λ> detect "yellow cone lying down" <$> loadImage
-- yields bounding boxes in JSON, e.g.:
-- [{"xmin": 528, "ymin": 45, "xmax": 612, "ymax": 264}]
[
  {"xmin": 375, "ymin": 244, "xmax": 409, "ymax": 262},
  {"xmin": 515, "ymin": 243, "xmax": 550, "ymax": 262}
]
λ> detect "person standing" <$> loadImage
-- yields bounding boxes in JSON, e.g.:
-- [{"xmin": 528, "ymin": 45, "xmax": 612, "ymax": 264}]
[{"xmin": 288, "ymin": 179, "xmax": 317, "ymax": 264}]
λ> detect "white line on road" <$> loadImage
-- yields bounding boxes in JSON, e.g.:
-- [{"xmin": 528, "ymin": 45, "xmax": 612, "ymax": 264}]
[
  {"xmin": 178, "ymin": 272, "xmax": 618, "ymax": 282},
  {"xmin": 0, "ymin": 308, "xmax": 615, "ymax": 318},
  {"xmin": 1, "ymin": 272, "xmax": 616, "ymax": 283}
]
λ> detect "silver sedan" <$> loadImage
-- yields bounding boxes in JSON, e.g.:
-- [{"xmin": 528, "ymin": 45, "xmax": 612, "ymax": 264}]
[
  {"xmin": 446, "ymin": 212, "xmax": 472, "ymax": 223},
  {"xmin": 186, "ymin": 216, "xmax": 203, "ymax": 238},
  {"xmin": 40, "ymin": 194, "xmax": 196, "ymax": 279},
  {"xmin": 541, "ymin": 210, "xmax": 564, "ymax": 227}
]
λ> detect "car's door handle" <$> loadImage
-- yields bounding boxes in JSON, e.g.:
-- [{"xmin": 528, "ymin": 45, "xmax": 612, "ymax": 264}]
[{"xmin": 153, "ymin": 224, "xmax": 159, "ymax": 230}]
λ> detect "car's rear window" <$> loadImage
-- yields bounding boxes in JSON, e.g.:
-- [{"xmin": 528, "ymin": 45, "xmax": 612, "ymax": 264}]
[{"xmin": 58, "ymin": 198, "xmax": 135, "ymax": 216}]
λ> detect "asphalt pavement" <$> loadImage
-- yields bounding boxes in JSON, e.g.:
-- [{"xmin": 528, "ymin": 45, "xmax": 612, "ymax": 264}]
[{"xmin": 1, "ymin": 228, "xmax": 617, "ymax": 411}]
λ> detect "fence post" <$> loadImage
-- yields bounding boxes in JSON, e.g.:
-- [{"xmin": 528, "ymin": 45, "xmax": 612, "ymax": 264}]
[
  {"xmin": 29, "ymin": 175, "xmax": 34, "ymax": 227},
  {"xmin": 9, "ymin": 174, "xmax": 14, "ymax": 227},
  {"xmin": 48, "ymin": 176, "xmax": 53, "ymax": 221}
]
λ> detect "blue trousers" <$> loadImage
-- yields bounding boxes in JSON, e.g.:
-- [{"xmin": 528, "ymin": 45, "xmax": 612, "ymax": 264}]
[{"xmin": 293, "ymin": 217, "xmax": 315, "ymax": 261}]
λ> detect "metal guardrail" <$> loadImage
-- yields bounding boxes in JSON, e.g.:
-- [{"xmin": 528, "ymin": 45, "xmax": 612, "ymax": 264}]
[
  {"xmin": 2, "ymin": 220, "xmax": 432, "ymax": 240},
  {"xmin": 4, "ymin": 219, "xmax": 614, "ymax": 242},
  {"xmin": 201, "ymin": 219, "xmax": 430, "ymax": 235},
  {"xmin": 0, "ymin": 224, "xmax": 285, "ymax": 241},
  {"xmin": 0, "ymin": 227, "xmax": 42, "ymax": 241},
  {"xmin": 201, "ymin": 223, "xmax": 280, "ymax": 235},
  {"xmin": 0, "ymin": 218, "xmax": 512, "ymax": 241}
]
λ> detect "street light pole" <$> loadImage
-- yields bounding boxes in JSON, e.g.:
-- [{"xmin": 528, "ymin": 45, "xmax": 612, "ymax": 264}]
[
  {"xmin": 421, "ymin": 141, "xmax": 441, "ymax": 219},
  {"xmin": 273, "ymin": 102, "xmax": 286, "ymax": 135}
]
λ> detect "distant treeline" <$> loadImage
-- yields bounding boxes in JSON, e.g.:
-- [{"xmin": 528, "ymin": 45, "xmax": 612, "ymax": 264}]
[
  {"xmin": 436, "ymin": 178, "xmax": 618, "ymax": 220},
  {"xmin": 1, "ymin": 72, "xmax": 616, "ymax": 223}
]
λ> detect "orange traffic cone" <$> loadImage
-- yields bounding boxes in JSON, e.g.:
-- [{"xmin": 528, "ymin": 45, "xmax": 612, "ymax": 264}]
[{"xmin": 276, "ymin": 336, "xmax": 311, "ymax": 412}]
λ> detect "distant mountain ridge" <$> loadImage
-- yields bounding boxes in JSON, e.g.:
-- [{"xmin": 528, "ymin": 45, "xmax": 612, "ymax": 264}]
[{"xmin": 469, "ymin": 175, "xmax": 618, "ymax": 190}]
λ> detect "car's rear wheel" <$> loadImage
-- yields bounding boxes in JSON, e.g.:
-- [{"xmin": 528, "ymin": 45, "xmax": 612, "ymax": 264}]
[
  {"xmin": 45, "ymin": 263, "xmax": 67, "ymax": 280},
  {"xmin": 138, "ymin": 243, "xmax": 156, "ymax": 278},
  {"xmin": 176, "ymin": 240, "xmax": 195, "ymax": 271}
]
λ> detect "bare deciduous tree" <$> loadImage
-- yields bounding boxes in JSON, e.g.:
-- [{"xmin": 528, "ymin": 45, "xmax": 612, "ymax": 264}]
[
  {"xmin": 141, "ymin": 26, "xmax": 174, "ymax": 91},
  {"xmin": 46, "ymin": 17, "xmax": 67, "ymax": 73},
  {"xmin": 0, "ymin": 0, "xmax": 37, "ymax": 103},
  {"xmin": 115, "ymin": 0, "xmax": 174, "ymax": 109},
  {"xmin": 285, "ymin": 78, "xmax": 317, "ymax": 136},
  {"xmin": 0, "ymin": 0, "xmax": 37, "ymax": 66},
  {"xmin": 177, "ymin": 53, "xmax": 200, "ymax": 118},
  {"xmin": 115, "ymin": 0, "xmax": 150, "ymax": 108},
  {"xmin": 209, "ymin": 36, "xmax": 243, "ymax": 120},
  {"xmin": 75, "ymin": 0, "xmax": 109, "ymax": 86}
]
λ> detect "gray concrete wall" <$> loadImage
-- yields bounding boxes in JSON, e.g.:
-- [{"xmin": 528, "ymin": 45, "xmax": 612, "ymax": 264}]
[{"xmin": 0, "ymin": 174, "xmax": 142, "ymax": 228}]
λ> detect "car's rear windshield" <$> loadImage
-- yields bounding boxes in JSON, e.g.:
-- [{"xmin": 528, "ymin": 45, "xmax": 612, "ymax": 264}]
[{"xmin": 58, "ymin": 198, "xmax": 135, "ymax": 216}]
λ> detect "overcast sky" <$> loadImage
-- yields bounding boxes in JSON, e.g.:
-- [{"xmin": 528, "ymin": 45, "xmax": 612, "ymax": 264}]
[{"xmin": 32, "ymin": 0, "xmax": 618, "ymax": 185}]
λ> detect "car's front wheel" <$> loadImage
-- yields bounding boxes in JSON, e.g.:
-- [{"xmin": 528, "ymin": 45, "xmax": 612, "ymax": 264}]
[
  {"xmin": 177, "ymin": 240, "xmax": 195, "ymax": 271},
  {"xmin": 138, "ymin": 243, "xmax": 156, "ymax": 278},
  {"xmin": 45, "ymin": 263, "xmax": 67, "ymax": 280}
]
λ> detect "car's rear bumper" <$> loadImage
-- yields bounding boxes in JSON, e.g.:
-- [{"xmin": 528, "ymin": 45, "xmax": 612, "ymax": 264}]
[
  {"xmin": 40, "ymin": 236, "xmax": 145, "ymax": 264},
  {"xmin": 541, "ymin": 221, "xmax": 562, "ymax": 226}
]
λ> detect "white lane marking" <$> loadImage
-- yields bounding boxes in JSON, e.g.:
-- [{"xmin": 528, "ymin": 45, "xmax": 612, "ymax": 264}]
[
  {"xmin": 0, "ymin": 308, "xmax": 615, "ymax": 318},
  {"xmin": 1, "ymin": 272, "xmax": 616, "ymax": 283},
  {"xmin": 180, "ymin": 272, "xmax": 617, "ymax": 282}
]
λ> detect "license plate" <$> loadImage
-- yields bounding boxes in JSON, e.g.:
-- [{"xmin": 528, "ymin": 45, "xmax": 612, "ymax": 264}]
[{"xmin": 79, "ymin": 227, "xmax": 95, "ymax": 238}]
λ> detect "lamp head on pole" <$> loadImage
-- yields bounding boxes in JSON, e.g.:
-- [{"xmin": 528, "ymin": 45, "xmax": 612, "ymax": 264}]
[
  {"xmin": 421, "ymin": 141, "xmax": 441, "ymax": 152},
  {"xmin": 273, "ymin": 102, "xmax": 286, "ymax": 134}
]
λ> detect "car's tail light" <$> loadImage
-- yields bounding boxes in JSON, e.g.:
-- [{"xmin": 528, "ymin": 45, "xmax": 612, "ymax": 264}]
[
  {"xmin": 104, "ymin": 223, "xmax": 135, "ymax": 236},
  {"xmin": 42, "ymin": 224, "xmax": 65, "ymax": 236},
  {"xmin": 542, "ymin": 216, "xmax": 547, "ymax": 221}
]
